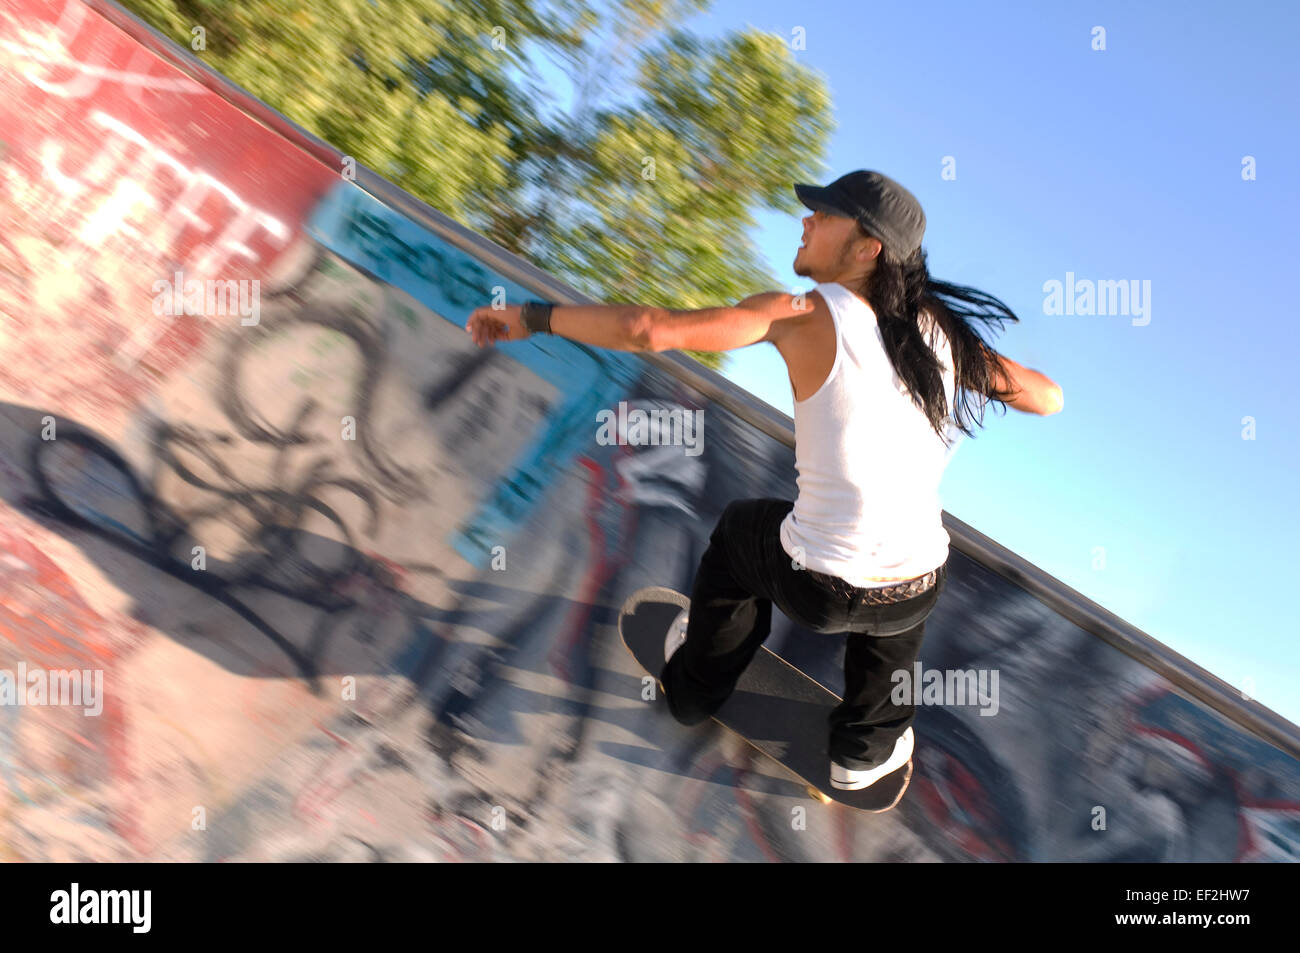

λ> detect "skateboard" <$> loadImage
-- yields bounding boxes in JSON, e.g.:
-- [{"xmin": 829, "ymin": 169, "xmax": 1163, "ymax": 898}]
[{"xmin": 618, "ymin": 586, "xmax": 912, "ymax": 812}]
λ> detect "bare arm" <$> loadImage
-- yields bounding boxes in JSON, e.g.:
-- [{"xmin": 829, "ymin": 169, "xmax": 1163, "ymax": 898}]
[
  {"xmin": 986, "ymin": 350, "xmax": 1063, "ymax": 415},
  {"xmin": 634, "ymin": 291, "xmax": 814, "ymax": 352},
  {"xmin": 464, "ymin": 293, "xmax": 811, "ymax": 353}
]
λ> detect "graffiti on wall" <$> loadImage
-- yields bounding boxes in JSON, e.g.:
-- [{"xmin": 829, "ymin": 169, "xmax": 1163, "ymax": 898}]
[{"xmin": 0, "ymin": 0, "xmax": 1297, "ymax": 862}]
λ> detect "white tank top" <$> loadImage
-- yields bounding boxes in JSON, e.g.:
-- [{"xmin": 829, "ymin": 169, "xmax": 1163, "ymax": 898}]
[{"xmin": 778, "ymin": 281, "xmax": 962, "ymax": 587}]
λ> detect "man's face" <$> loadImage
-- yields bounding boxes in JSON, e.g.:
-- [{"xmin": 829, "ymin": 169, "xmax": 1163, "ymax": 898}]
[{"xmin": 793, "ymin": 209, "xmax": 871, "ymax": 281}]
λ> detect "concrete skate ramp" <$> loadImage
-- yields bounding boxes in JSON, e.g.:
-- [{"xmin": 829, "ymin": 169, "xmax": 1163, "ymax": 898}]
[{"xmin": 1, "ymin": 0, "xmax": 1297, "ymax": 861}]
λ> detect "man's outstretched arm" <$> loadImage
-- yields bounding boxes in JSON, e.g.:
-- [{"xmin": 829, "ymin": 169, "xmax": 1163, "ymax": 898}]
[{"xmin": 465, "ymin": 293, "xmax": 815, "ymax": 353}]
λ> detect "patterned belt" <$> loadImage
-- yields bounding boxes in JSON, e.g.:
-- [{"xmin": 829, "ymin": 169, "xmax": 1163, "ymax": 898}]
[{"xmin": 807, "ymin": 567, "xmax": 940, "ymax": 605}]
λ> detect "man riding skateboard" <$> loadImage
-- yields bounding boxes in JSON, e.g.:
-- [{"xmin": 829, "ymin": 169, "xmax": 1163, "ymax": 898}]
[{"xmin": 467, "ymin": 169, "xmax": 1063, "ymax": 790}]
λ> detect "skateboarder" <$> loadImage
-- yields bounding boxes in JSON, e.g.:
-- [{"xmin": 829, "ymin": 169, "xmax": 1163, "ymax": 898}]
[{"xmin": 467, "ymin": 170, "xmax": 1063, "ymax": 790}]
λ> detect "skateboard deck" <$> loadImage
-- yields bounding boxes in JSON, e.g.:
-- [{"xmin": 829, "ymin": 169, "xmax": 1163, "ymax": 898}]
[{"xmin": 618, "ymin": 586, "xmax": 911, "ymax": 812}]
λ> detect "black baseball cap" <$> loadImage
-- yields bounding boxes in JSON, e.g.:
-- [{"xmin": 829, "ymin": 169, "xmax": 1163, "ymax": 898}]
[{"xmin": 794, "ymin": 170, "xmax": 926, "ymax": 258}]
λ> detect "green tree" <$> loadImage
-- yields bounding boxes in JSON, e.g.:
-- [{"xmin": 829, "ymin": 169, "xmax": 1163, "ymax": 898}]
[{"xmin": 119, "ymin": 0, "xmax": 832, "ymax": 370}]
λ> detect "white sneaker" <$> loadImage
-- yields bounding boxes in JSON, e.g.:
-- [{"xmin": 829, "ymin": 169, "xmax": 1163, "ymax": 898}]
[
  {"xmin": 664, "ymin": 608, "xmax": 688, "ymax": 663},
  {"xmin": 830, "ymin": 727, "xmax": 914, "ymax": 790}
]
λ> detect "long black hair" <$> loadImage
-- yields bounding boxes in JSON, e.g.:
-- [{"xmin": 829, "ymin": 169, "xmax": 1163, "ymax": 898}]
[{"xmin": 854, "ymin": 225, "xmax": 1022, "ymax": 443}]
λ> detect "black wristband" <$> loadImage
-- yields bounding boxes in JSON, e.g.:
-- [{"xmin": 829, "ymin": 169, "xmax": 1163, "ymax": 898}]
[{"xmin": 521, "ymin": 301, "xmax": 554, "ymax": 334}]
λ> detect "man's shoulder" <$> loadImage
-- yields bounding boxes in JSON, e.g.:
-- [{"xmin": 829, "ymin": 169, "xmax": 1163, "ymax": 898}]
[
  {"xmin": 735, "ymin": 289, "xmax": 826, "ymax": 347},
  {"xmin": 744, "ymin": 288, "xmax": 830, "ymax": 316},
  {"xmin": 754, "ymin": 286, "xmax": 832, "ymax": 327}
]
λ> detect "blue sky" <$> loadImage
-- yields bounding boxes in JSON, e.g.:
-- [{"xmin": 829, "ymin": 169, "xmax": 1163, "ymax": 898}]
[{"xmin": 536, "ymin": 1, "xmax": 1300, "ymax": 726}]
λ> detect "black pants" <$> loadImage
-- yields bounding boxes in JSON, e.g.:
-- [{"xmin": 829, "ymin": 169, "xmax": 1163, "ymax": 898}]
[{"xmin": 660, "ymin": 498, "xmax": 947, "ymax": 770}]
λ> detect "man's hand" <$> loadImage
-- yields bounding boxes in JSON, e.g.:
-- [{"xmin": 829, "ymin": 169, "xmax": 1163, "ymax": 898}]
[{"xmin": 465, "ymin": 305, "xmax": 532, "ymax": 347}]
